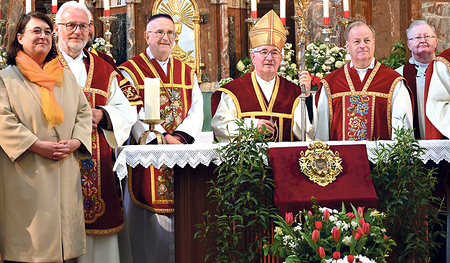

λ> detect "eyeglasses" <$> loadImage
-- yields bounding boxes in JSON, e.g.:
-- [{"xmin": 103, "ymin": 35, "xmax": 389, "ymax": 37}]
[
  {"xmin": 57, "ymin": 22, "xmax": 91, "ymax": 32},
  {"xmin": 25, "ymin": 27, "xmax": 53, "ymax": 36},
  {"xmin": 408, "ymin": 35, "xmax": 437, "ymax": 42},
  {"xmin": 254, "ymin": 50, "xmax": 282, "ymax": 58},
  {"xmin": 147, "ymin": 30, "xmax": 177, "ymax": 39}
]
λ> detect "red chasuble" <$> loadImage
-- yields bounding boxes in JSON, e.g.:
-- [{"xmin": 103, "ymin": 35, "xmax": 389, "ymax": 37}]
[
  {"xmin": 59, "ymin": 50, "xmax": 125, "ymax": 235},
  {"xmin": 119, "ymin": 51, "xmax": 195, "ymax": 213},
  {"xmin": 424, "ymin": 49, "xmax": 450, "ymax": 139},
  {"xmin": 316, "ymin": 61, "xmax": 407, "ymax": 140},
  {"xmin": 90, "ymin": 49, "xmax": 143, "ymax": 107},
  {"xmin": 211, "ymin": 71, "xmax": 302, "ymax": 142}
]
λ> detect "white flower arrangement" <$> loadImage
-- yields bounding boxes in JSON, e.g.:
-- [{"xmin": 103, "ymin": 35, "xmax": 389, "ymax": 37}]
[
  {"xmin": 306, "ymin": 41, "xmax": 347, "ymax": 78},
  {"xmin": 91, "ymin": 37, "xmax": 107, "ymax": 53}
]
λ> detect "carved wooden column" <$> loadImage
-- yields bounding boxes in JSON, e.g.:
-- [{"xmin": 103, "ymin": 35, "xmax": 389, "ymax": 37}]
[{"xmin": 220, "ymin": 0, "xmax": 230, "ymax": 79}]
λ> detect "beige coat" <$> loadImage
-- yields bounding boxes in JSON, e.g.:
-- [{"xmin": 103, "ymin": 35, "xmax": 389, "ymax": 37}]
[{"xmin": 0, "ymin": 65, "xmax": 92, "ymax": 262}]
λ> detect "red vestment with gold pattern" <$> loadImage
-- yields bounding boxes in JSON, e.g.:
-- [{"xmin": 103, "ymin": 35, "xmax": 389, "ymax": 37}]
[
  {"xmin": 59, "ymin": 50, "xmax": 125, "ymax": 235},
  {"xmin": 211, "ymin": 72, "xmax": 302, "ymax": 142},
  {"xmin": 316, "ymin": 61, "xmax": 408, "ymax": 140},
  {"xmin": 119, "ymin": 51, "xmax": 195, "ymax": 213}
]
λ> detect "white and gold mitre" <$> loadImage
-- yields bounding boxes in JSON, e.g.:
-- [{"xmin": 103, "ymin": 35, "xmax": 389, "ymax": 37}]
[{"xmin": 249, "ymin": 10, "xmax": 286, "ymax": 50}]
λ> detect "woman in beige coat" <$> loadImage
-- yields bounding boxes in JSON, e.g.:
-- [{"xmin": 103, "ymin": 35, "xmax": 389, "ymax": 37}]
[{"xmin": 0, "ymin": 12, "xmax": 92, "ymax": 263}]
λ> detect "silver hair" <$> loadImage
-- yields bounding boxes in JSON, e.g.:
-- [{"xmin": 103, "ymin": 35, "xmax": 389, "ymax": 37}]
[
  {"xmin": 406, "ymin": 20, "xmax": 436, "ymax": 39},
  {"xmin": 55, "ymin": 1, "xmax": 92, "ymax": 23},
  {"xmin": 344, "ymin": 21, "xmax": 375, "ymax": 41}
]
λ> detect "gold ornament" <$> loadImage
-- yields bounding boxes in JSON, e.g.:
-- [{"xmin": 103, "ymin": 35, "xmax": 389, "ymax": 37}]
[{"xmin": 298, "ymin": 139, "xmax": 343, "ymax": 187}]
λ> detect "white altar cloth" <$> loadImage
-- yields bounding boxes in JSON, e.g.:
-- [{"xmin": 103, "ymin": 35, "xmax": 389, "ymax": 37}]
[{"xmin": 113, "ymin": 139, "xmax": 450, "ymax": 180}]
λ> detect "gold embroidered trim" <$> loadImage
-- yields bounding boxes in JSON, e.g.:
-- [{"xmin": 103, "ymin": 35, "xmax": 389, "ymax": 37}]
[
  {"xmin": 127, "ymin": 166, "xmax": 174, "ymax": 213},
  {"xmin": 434, "ymin": 56, "xmax": 450, "ymax": 73},
  {"xmin": 85, "ymin": 222, "xmax": 125, "ymax": 235}
]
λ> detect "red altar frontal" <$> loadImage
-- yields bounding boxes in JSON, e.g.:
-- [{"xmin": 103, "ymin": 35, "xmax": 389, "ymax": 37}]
[
  {"xmin": 268, "ymin": 144, "xmax": 378, "ymax": 216},
  {"xmin": 114, "ymin": 139, "xmax": 450, "ymax": 263}
]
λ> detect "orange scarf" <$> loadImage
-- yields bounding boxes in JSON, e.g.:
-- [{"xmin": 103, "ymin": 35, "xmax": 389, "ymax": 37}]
[{"xmin": 16, "ymin": 51, "xmax": 64, "ymax": 128}]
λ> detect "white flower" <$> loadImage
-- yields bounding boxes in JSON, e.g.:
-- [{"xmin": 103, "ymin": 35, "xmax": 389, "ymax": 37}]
[
  {"xmin": 293, "ymin": 225, "xmax": 302, "ymax": 232},
  {"xmin": 307, "ymin": 43, "xmax": 315, "ymax": 50},
  {"xmin": 351, "ymin": 220, "xmax": 358, "ymax": 228},
  {"xmin": 329, "ymin": 56, "xmax": 336, "ymax": 63},
  {"xmin": 330, "ymin": 46, "xmax": 340, "ymax": 53},
  {"xmin": 236, "ymin": 61, "xmax": 245, "ymax": 72},
  {"xmin": 316, "ymin": 72, "xmax": 324, "ymax": 79},
  {"xmin": 290, "ymin": 63, "xmax": 297, "ymax": 69},
  {"xmin": 342, "ymin": 236, "xmax": 352, "ymax": 246},
  {"xmin": 319, "ymin": 44, "xmax": 327, "ymax": 50},
  {"xmin": 335, "ymin": 61, "xmax": 344, "ymax": 68},
  {"xmin": 286, "ymin": 75, "xmax": 292, "ymax": 81},
  {"xmin": 274, "ymin": 226, "xmax": 283, "ymax": 235},
  {"xmin": 356, "ymin": 255, "xmax": 377, "ymax": 263},
  {"xmin": 322, "ymin": 64, "xmax": 327, "ymax": 71}
]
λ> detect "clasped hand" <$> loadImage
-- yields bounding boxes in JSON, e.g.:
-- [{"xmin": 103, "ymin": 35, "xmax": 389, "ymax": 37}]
[{"xmin": 30, "ymin": 139, "xmax": 81, "ymax": 161}]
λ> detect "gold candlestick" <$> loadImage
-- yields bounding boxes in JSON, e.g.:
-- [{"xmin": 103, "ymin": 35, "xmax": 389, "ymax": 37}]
[
  {"xmin": 98, "ymin": 16, "xmax": 118, "ymax": 57},
  {"xmin": 321, "ymin": 24, "xmax": 333, "ymax": 75},
  {"xmin": 339, "ymin": 17, "xmax": 355, "ymax": 29},
  {"xmin": 138, "ymin": 119, "xmax": 167, "ymax": 145}
]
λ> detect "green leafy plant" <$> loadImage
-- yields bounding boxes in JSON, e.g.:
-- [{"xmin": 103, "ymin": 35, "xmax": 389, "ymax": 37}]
[
  {"xmin": 266, "ymin": 197, "xmax": 395, "ymax": 263},
  {"xmin": 370, "ymin": 117, "xmax": 447, "ymax": 263},
  {"xmin": 380, "ymin": 40, "xmax": 406, "ymax": 69},
  {"xmin": 195, "ymin": 119, "xmax": 278, "ymax": 262}
]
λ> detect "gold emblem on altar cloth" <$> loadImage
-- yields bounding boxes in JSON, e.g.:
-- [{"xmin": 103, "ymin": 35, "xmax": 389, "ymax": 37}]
[{"xmin": 298, "ymin": 140, "xmax": 343, "ymax": 187}]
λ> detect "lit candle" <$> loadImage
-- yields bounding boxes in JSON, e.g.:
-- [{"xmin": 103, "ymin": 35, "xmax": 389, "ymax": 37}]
[
  {"xmin": 323, "ymin": 0, "xmax": 329, "ymax": 25},
  {"xmin": 26, "ymin": 0, "xmax": 31, "ymax": 13},
  {"xmin": 79, "ymin": 0, "xmax": 84, "ymax": 5},
  {"xmin": 280, "ymin": 0, "xmax": 286, "ymax": 25},
  {"xmin": 251, "ymin": 0, "xmax": 257, "ymax": 19},
  {"xmin": 343, "ymin": 0, "xmax": 349, "ymax": 18},
  {"xmin": 104, "ymin": 0, "xmax": 110, "ymax": 17},
  {"xmin": 144, "ymin": 78, "xmax": 161, "ymax": 120},
  {"xmin": 52, "ymin": 0, "xmax": 57, "ymax": 14}
]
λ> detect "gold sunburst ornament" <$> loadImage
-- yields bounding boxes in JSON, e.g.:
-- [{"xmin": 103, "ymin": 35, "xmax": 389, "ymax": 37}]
[{"xmin": 298, "ymin": 140, "xmax": 343, "ymax": 187}]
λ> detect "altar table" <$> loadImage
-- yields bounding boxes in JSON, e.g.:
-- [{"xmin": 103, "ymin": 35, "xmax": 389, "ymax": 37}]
[{"xmin": 113, "ymin": 139, "xmax": 450, "ymax": 263}]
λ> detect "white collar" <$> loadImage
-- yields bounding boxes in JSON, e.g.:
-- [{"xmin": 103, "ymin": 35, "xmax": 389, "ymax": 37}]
[
  {"xmin": 146, "ymin": 47, "xmax": 170, "ymax": 66},
  {"xmin": 60, "ymin": 49, "xmax": 86, "ymax": 64},
  {"xmin": 349, "ymin": 57, "xmax": 376, "ymax": 71},
  {"xmin": 255, "ymin": 73, "xmax": 276, "ymax": 85}
]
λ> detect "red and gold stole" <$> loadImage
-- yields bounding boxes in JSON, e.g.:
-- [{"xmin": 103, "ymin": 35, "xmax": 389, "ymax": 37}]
[
  {"xmin": 119, "ymin": 52, "xmax": 195, "ymax": 212},
  {"xmin": 212, "ymin": 72, "xmax": 301, "ymax": 142},
  {"xmin": 320, "ymin": 61, "xmax": 404, "ymax": 140},
  {"xmin": 59, "ymin": 51, "xmax": 125, "ymax": 233}
]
